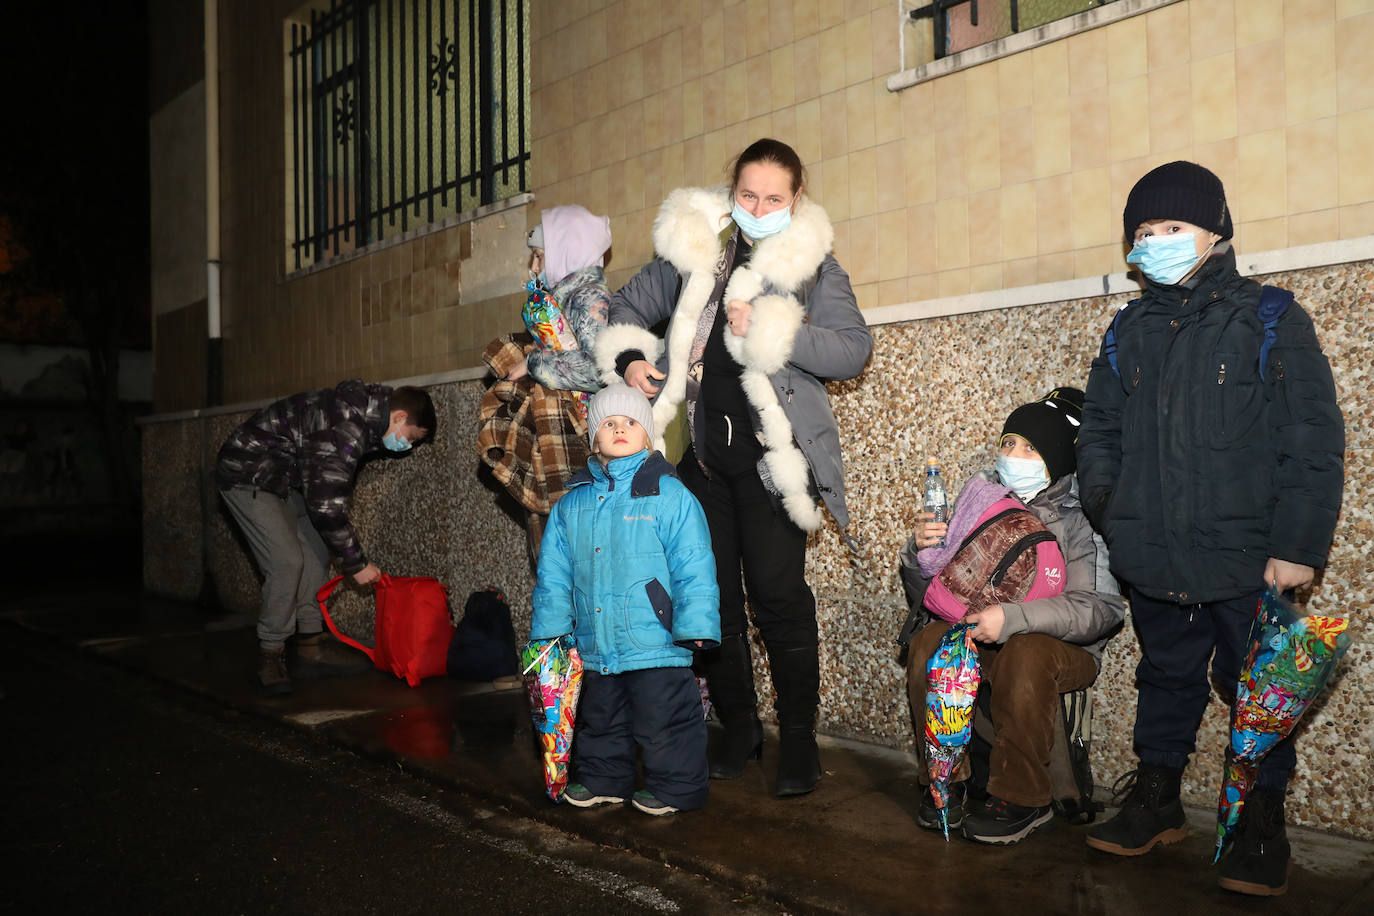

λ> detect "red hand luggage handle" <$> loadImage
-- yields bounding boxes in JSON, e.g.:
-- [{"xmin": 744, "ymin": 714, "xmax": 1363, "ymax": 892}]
[{"xmin": 315, "ymin": 574, "xmax": 390, "ymax": 662}]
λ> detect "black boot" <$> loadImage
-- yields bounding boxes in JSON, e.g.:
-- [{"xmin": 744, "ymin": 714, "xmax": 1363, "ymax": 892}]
[
  {"xmin": 257, "ymin": 646, "xmax": 292, "ymax": 696},
  {"xmin": 1085, "ymin": 764, "xmax": 1188, "ymax": 855},
  {"xmin": 771, "ymin": 645, "xmax": 821, "ymax": 797},
  {"xmin": 703, "ymin": 633, "xmax": 763, "ymax": 779},
  {"xmin": 1218, "ymin": 785, "xmax": 1290, "ymax": 896}
]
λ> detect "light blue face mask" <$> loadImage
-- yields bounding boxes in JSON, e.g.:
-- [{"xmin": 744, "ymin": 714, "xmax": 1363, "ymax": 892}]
[
  {"xmin": 1126, "ymin": 232, "xmax": 1212, "ymax": 285},
  {"xmin": 383, "ymin": 431, "xmax": 412, "ymax": 453},
  {"xmin": 996, "ymin": 454, "xmax": 1050, "ymax": 501},
  {"xmin": 731, "ymin": 201, "xmax": 792, "ymax": 240}
]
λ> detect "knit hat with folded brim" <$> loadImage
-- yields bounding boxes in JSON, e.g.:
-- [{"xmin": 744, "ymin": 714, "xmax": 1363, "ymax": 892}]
[
  {"xmin": 1001, "ymin": 387, "xmax": 1085, "ymax": 483},
  {"xmin": 587, "ymin": 383, "xmax": 655, "ymax": 449}
]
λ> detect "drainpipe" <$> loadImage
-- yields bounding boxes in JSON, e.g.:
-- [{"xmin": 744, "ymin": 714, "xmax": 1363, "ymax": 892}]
[{"xmin": 205, "ymin": 0, "xmax": 223, "ymax": 407}]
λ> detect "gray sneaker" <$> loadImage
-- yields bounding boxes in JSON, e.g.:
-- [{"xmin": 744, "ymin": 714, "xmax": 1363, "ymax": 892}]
[
  {"xmin": 631, "ymin": 791, "xmax": 679, "ymax": 816},
  {"xmin": 562, "ymin": 784, "xmax": 625, "ymax": 808}
]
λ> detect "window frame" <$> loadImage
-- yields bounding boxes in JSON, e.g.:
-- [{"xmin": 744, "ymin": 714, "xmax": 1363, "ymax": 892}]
[
  {"xmin": 891, "ymin": 0, "xmax": 1183, "ymax": 92},
  {"xmin": 285, "ymin": 0, "xmax": 530, "ymax": 274}
]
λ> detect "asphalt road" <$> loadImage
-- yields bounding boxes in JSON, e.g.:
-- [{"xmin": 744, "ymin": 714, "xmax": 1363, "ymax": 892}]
[{"xmin": 1, "ymin": 627, "xmax": 770, "ymax": 915}]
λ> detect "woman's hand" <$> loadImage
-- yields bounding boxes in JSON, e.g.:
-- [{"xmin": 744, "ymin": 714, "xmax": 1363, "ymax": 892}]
[
  {"xmin": 725, "ymin": 298, "xmax": 753, "ymax": 336},
  {"xmin": 506, "ymin": 358, "xmax": 528, "ymax": 381},
  {"xmin": 963, "ymin": 604, "xmax": 1005, "ymax": 644},
  {"xmin": 625, "ymin": 359, "xmax": 666, "ymax": 396},
  {"xmin": 912, "ymin": 511, "xmax": 948, "ymax": 549},
  {"xmin": 1263, "ymin": 558, "xmax": 1315, "ymax": 592}
]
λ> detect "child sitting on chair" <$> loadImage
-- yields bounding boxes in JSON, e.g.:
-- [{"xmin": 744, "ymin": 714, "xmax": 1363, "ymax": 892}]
[{"xmin": 898, "ymin": 387, "xmax": 1124, "ymax": 845}]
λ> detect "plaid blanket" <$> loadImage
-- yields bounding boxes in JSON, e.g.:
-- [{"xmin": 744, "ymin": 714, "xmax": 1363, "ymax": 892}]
[{"xmin": 477, "ymin": 334, "xmax": 590, "ymax": 517}]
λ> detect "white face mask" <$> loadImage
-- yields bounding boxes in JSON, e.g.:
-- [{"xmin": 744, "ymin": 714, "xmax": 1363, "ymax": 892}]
[{"xmin": 996, "ymin": 454, "xmax": 1050, "ymax": 500}]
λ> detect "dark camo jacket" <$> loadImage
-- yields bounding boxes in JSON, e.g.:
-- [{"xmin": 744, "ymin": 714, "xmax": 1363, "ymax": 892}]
[{"xmin": 215, "ymin": 379, "xmax": 391, "ymax": 573}]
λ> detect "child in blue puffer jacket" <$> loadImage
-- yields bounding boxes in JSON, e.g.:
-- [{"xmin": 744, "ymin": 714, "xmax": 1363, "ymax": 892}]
[{"xmin": 530, "ymin": 383, "xmax": 721, "ymax": 815}]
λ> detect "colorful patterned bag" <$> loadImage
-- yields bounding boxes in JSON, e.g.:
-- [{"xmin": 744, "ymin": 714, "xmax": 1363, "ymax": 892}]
[
  {"xmin": 925, "ymin": 623, "xmax": 982, "ymax": 839},
  {"xmin": 521, "ymin": 636, "xmax": 585, "ymax": 802},
  {"xmin": 522, "ymin": 280, "xmax": 579, "ymax": 352},
  {"xmin": 1215, "ymin": 587, "xmax": 1351, "ymax": 860}
]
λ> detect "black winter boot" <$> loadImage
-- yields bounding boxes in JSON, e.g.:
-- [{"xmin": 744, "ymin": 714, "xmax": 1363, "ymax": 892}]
[
  {"xmin": 771, "ymin": 645, "xmax": 822, "ymax": 797},
  {"xmin": 258, "ymin": 646, "xmax": 292, "ymax": 696},
  {"xmin": 1085, "ymin": 764, "xmax": 1188, "ymax": 855},
  {"xmin": 1218, "ymin": 785, "xmax": 1290, "ymax": 896},
  {"xmin": 703, "ymin": 634, "xmax": 763, "ymax": 779}
]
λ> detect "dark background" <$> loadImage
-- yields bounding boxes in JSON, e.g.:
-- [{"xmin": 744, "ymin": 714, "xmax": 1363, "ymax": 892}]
[{"xmin": 0, "ymin": 3, "xmax": 151, "ymax": 585}]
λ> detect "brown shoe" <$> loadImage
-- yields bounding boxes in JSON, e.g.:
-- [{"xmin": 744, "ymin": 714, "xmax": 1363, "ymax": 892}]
[
  {"xmin": 258, "ymin": 647, "xmax": 293, "ymax": 696},
  {"xmin": 294, "ymin": 633, "xmax": 371, "ymax": 679}
]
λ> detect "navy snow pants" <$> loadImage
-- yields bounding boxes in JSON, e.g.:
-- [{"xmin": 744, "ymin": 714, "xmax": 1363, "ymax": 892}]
[
  {"xmin": 1130, "ymin": 588, "xmax": 1296, "ymax": 788},
  {"xmin": 572, "ymin": 666, "xmax": 709, "ymax": 810}
]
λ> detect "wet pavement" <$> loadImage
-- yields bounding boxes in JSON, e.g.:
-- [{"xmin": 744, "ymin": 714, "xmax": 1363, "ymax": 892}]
[
  {"xmin": 2, "ymin": 628, "xmax": 748, "ymax": 915},
  {"xmin": 5, "ymin": 585, "xmax": 1373, "ymax": 915}
]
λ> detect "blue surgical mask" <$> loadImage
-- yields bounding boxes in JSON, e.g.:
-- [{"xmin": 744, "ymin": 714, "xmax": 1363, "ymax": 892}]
[
  {"xmin": 731, "ymin": 201, "xmax": 791, "ymax": 240},
  {"xmin": 1126, "ymin": 232, "xmax": 1213, "ymax": 285},
  {"xmin": 996, "ymin": 454, "xmax": 1050, "ymax": 501},
  {"xmin": 383, "ymin": 431, "xmax": 412, "ymax": 453}
]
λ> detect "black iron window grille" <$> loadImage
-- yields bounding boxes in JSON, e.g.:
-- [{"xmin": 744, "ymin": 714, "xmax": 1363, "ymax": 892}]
[
  {"xmin": 287, "ymin": 0, "xmax": 529, "ymax": 272},
  {"xmin": 908, "ymin": 0, "xmax": 1114, "ymax": 61}
]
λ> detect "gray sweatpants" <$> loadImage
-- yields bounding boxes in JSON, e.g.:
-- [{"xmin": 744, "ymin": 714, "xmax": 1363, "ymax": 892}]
[{"xmin": 221, "ymin": 485, "xmax": 332, "ymax": 649}]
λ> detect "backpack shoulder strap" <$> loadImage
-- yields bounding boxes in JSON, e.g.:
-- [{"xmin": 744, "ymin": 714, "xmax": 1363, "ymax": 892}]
[
  {"xmin": 1255, "ymin": 285, "xmax": 1294, "ymax": 377},
  {"xmin": 952, "ymin": 506, "xmax": 1028, "ymax": 554},
  {"xmin": 1103, "ymin": 299, "xmax": 1139, "ymax": 378}
]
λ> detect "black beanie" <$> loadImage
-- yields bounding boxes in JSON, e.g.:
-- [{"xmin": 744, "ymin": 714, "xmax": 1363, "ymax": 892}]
[
  {"xmin": 1001, "ymin": 387, "xmax": 1085, "ymax": 484},
  {"xmin": 1122, "ymin": 161, "xmax": 1232, "ymax": 241}
]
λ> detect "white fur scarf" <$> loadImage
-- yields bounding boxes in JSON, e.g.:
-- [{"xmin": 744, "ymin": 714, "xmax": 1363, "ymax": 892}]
[{"xmin": 595, "ymin": 187, "xmax": 834, "ymax": 531}]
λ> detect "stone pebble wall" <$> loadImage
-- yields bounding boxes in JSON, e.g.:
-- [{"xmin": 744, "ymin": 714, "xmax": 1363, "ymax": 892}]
[{"xmin": 143, "ymin": 259, "xmax": 1373, "ymax": 839}]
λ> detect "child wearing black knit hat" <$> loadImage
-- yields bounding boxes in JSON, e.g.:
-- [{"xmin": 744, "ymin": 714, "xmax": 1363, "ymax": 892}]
[
  {"xmin": 1076, "ymin": 161, "xmax": 1345, "ymax": 896},
  {"xmin": 897, "ymin": 386, "xmax": 1125, "ymax": 847}
]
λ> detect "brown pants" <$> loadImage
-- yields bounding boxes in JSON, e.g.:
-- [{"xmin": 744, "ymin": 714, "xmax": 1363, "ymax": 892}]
[{"xmin": 907, "ymin": 623, "xmax": 1096, "ymax": 808}]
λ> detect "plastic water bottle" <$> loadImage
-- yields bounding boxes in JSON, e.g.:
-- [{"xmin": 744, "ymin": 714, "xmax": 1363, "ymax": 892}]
[{"xmin": 923, "ymin": 458, "xmax": 948, "ymax": 548}]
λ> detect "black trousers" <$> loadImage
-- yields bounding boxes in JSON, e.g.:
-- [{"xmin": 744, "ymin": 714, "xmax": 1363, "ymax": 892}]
[
  {"xmin": 677, "ymin": 446, "xmax": 816, "ymax": 653},
  {"xmin": 572, "ymin": 666, "xmax": 709, "ymax": 809},
  {"xmin": 1130, "ymin": 588, "xmax": 1295, "ymax": 788}
]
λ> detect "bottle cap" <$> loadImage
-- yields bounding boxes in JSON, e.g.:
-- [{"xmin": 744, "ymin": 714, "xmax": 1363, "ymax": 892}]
[{"xmin": 926, "ymin": 457, "xmax": 940, "ymax": 468}]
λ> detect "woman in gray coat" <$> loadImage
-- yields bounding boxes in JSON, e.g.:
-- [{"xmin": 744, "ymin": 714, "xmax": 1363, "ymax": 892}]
[{"xmin": 594, "ymin": 138, "xmax": 872, "ymax": 797}]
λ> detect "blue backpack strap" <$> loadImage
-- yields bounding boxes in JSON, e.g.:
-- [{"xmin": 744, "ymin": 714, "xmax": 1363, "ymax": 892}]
[
  {"xmin": 1104, "ymin": 299, "xmax": 1138, "ymax": 378},
  {"xmin": 1256, "ymin": 285, "xmax": 1294, "ymax": 377}
]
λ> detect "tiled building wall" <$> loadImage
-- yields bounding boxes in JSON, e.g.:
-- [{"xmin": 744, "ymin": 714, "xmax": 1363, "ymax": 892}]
[
  {"xmin": 530, "ymin": 0, "xmax": 1374, "ymax": 307},
  {"xmin": 145, "ymin": 256, "xmax": 1373, "ymax": 839},
  {"xmin": 191, "ymin": 0, "xmax": 1374, "ymax": 408}
]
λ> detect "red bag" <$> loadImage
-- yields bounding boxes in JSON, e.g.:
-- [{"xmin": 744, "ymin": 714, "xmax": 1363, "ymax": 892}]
[{"xmin": 316, "ymin": 575, "xmax": 454, "ymax": 687}]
